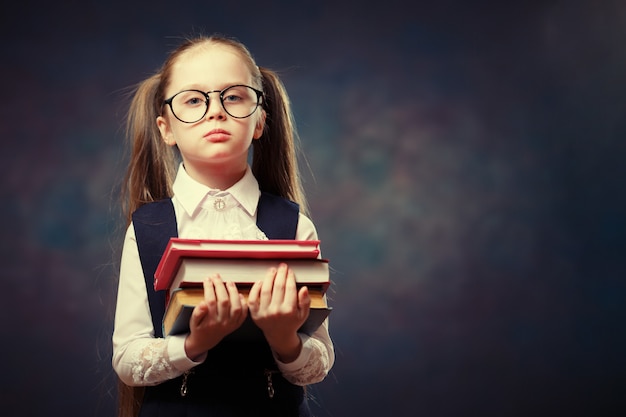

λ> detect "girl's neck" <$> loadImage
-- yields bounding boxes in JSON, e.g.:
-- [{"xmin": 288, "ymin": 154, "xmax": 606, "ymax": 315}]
[{"xmin": 183, "ymin": 161, "xmax": 248, "ymax": 191}]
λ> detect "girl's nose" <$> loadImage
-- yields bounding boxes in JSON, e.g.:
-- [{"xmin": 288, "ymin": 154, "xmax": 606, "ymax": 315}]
[{"xmin": 205, "ymin": 98, "xmax": 226, "ymax": 120}]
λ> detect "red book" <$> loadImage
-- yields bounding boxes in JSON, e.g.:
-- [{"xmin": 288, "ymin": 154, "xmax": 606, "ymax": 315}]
[{"xmin": 154, "ymin": 238, "xmax": 324, "ymax": 291}]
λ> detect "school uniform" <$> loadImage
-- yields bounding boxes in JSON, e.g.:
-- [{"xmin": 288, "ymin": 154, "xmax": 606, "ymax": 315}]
[{"xmin": 112, "ymin": 164, "xmax": 334, "ymax": 417}]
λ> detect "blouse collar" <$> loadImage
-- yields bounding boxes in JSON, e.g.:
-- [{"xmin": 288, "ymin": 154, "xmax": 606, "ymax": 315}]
[{"xmin": 172, "ymin": 163, "xmax": 260, "ymax": 217}]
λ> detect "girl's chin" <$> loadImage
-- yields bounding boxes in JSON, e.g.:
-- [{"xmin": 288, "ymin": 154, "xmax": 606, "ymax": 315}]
[{"xmin": 185, "ymin": 153, "xmax": 248, "ymax": 168}]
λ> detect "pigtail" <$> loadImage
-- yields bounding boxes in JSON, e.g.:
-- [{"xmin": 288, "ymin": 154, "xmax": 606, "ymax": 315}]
[
  {"xmin": 121, "ymin": 73, "xmax": 178, "ymax": 226},
  {"xmin": 118, "ymin": 75, "xmax": 178, "ymax": 417},
  {"xmin": 253, "ymin": 67, "xmax": 309, "ymax": 215},
  {"xmin": 117, "ymin": 382, "xmax": 143, "ymax": 417}
]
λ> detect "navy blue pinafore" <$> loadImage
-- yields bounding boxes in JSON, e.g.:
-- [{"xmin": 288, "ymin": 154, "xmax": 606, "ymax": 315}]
[{"xmin": 132, "ymin": 192, "xmax": 311, "ymax": 417}]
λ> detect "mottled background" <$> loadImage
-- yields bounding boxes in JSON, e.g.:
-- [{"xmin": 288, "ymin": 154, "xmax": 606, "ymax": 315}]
[{"xmin": 2, "ymin": 0, "xmax": 625, "ymax": 416}]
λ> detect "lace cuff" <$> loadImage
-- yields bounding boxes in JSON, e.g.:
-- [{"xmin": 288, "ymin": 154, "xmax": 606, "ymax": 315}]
[
  {"xmin": 276, "ymin": 337, "xmax": 332, "ymax": 386},
  {"xmin": 129, "ymin": 338, "xmax": 184, "ymax": 385}
]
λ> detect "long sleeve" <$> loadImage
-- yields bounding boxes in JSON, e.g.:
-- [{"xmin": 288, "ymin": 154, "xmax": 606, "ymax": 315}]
[
  {"xmin": 112, "ymin": 225, "xmax": 203, "ymax": 386},
  {"xmin": 274, "ymin": 214, "xmax": 335, "ymax": 385}
]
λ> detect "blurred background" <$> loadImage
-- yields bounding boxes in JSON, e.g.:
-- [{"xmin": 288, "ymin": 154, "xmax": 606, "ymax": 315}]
[{"xmin": 1, "ymin": 0, "xmax": 625, "ymax": 416}]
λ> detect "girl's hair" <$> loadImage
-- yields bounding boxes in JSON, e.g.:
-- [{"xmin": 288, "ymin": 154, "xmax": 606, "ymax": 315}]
[
  {"xmin": 121, "ymin": 35, "xmax": 308, "ymax": 226},
  {"xmin": 118, "ymin": 35, "xmax": 309, "ymax": 417}
]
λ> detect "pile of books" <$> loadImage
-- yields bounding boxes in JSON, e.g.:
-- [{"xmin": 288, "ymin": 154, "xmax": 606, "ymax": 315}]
[{"xmin": 154, "ymin": 238, "xmax": 332, "ymax": 338}]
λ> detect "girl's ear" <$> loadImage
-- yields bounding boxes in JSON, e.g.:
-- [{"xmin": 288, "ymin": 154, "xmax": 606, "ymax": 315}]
[
  {"xmin": 157, "ymin": 116, "xmax": 176, "ymax": 146},
  {"xmin": 252, "ymin": 110, "xmax": 266, "ymax": 140}
]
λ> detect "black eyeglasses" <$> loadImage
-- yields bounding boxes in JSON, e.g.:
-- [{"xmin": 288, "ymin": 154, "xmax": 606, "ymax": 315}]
[{"xmin": 163, "ymin": 85, "xmax": 264, "ymax": 123}]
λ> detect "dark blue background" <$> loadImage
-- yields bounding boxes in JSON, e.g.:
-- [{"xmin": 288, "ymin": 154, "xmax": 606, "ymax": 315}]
[{"xmin": 2, "ymin": 1, "xmax": 625, "ymax": 416}]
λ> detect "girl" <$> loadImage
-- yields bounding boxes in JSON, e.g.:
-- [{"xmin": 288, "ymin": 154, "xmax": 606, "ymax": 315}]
[{"xmin": 112, "ymin": 35, "xmax": 334, "ymax": 417}]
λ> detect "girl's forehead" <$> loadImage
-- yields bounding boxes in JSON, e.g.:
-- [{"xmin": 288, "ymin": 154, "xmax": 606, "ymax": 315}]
[
  {"xmin": 172, "ymin": 45, "xmax": 252, "ymax": 81},
  {"xmin": 170, "ymin": 45, "xmax": 253, "ymax": 88}
]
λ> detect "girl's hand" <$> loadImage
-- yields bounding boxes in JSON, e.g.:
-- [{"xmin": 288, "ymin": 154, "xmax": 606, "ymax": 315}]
[
  {"xmin": 184, "ymin": 274, "xmax": 248, "ymax": 360},
  {"xmin": 248, "ymin": 263, "xmax": 311, "ymax": 363}
]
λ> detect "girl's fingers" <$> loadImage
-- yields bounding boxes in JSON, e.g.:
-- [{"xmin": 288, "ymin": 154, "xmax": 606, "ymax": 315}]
[
  {"xmin": 247, "ymin": 279, "xmax": 261, "ymax": 312},
  {"xmin": 297, "ymin": 285, "xmax": 311, "ymax": 312},
  {"xmin": 227, "ymin": 281, "xmax": 247, "ymax": 322},
  {"xmin": 226, "ymin": 281, "xmax": 240, "ymax": 307},
  {"xmin": 238, "ymin": 292, "xmax": 248, "ymax": 318},
  {"xmin": 272, "ymin": 263, "xmax": 288, "ymax": 304},
  {"xmin": 203, "ymin": 276, "xmax": 217, "ymax": 316},
  {"xmin": 284, "ymin": 267, "xmax": 298, "ymax": 308},
  {"xmin": 259, "ymin": 266, "xmax": 277, "ymax": 307},
  {"xmin": 191, "ymin": 301, "xmax": 209, "ymax": 327},
  {"xmin": 210, "ymin": 274, "xmax": 231, "ymax": 321},
  {"xmin": 211, "ymin": 274, "xmax": 229, "ymax": 299}
]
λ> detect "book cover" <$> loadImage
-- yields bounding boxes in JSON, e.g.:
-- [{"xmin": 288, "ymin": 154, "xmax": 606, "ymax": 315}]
[
  {"xmin": 163, "ymin": 286, "xmax": 331, "ymax": 339},
  {"xmin": 154, "ymin": 238, "xmax": 322, "ymax": 291}
]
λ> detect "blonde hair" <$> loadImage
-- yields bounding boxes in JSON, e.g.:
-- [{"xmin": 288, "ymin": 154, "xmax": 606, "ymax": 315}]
[
  {"xmin": 117, "ymin": 34, "xmax": 309, "ymax": 417},
  {"xmin": 121, "ymin": 35, "xmax": 308, "ymax": 226}
]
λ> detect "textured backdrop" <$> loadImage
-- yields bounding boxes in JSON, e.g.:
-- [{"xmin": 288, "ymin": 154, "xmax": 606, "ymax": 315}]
[{"xmin": 1, "ymin": 1, "xmax": 625, "ymax": 416}]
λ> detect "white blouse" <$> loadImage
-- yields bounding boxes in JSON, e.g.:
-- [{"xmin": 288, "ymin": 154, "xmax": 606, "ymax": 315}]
[{"xmin": 112, "ymin": 164, "xmax": 334, "ymax": 387}]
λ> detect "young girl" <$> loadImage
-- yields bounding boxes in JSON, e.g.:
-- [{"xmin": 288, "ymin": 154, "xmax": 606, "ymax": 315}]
[{"xmin": 112, "ymin": 35, "xmax": 334, "ymax": 417}]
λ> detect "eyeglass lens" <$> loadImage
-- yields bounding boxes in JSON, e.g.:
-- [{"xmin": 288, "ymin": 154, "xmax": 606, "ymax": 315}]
[{"xmin": 170, "ymin": 86, "xmax": 260, "ymax": 122}]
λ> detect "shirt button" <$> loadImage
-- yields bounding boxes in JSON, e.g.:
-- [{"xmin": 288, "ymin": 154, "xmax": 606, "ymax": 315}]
[{"xmin": 214, "ymin": 198, "xmax": 226, "ymax": 211}]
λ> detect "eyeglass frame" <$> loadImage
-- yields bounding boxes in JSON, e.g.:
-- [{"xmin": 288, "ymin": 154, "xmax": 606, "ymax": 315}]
[{"xmin": 162, "ymin": 84, "xmax": 264, "ymax": 123}]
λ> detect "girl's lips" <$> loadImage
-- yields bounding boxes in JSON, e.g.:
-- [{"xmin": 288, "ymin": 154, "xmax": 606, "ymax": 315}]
[{"xmin": 204, "ymin": 129, "xmax": 230, "ymax": 142}]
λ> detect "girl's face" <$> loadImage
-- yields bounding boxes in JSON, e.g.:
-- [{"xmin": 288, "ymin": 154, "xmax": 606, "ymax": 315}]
[{"xmin": 157, "ymin": 44, "xmax": 265, "ymax": 187}]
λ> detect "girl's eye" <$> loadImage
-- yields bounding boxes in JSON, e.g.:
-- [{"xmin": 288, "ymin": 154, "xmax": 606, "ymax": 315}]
[
  {"xmin": 223, "ymin": 94, "xmax": 242, "ymax": 103},
  {"xmin": 174, "ymin": 91, "xmax": 206, "ymax": 108},
  {"xmin": 185, "ymin": 97, "xmax": 204, "ymax": 106}
]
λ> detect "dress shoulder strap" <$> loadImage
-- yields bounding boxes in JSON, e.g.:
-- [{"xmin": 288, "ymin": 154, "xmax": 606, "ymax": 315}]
[
  {"xmin": 257, "ymin": 191, "xmax": 300, "ymax": 240},
  {"xmin": 132, "ymin": 199, "xmax": 177, "ymax": 336}
]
